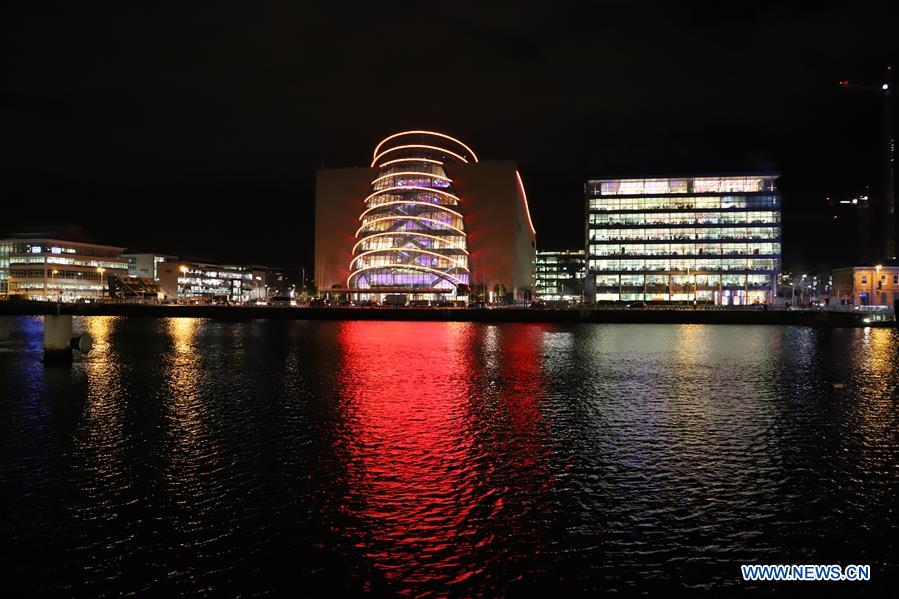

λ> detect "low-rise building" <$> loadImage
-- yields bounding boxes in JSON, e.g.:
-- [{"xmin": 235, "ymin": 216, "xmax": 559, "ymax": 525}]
[
  {"xmin": 0, "ymin": 238, "xmax": 128, "ymax": 300},
  {"xmin": 248, "ymin": 267, "xmax": 269, "ymax": 301},
  {"xmin": 535, "ymin": 249, "xmax": 585, "ymax": 302},
  {"xmin": 177, "ymin": 261, "xmax": 256, "ymax": 303},
  {"xmin": 831, "ymin": 265, "xmax": 899, "ymax": 307},
  {"xmin": 124, "ymin": 253, "xmax": 180, "ymax": 299}
]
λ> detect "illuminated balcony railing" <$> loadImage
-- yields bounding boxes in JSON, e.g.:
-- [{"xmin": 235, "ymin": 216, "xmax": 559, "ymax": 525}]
[
  {"xmin": 595, "ymin": 282, "xmax": 774, "ymax": 291},
  {"xmin": 587, "ymin": 195, "xmax": 779, "ymax": 211},
  {"xmin": 589, "ymin": 232, "xmax": 781, "ymax": 243},
  {"xmin": 348, "ymin": 131, "xmax": 475, "ymax": 292},
  {"xmin": 590, "ymin": 266, "xmax": 778, "ymax": 273},
  {"xmin": 587, "ymin": 176, "xmax": 777, "ymax": 196},
  {"xmin": 589, "ymin": 215, "xmax": 780, "ymax": 227},
  {"xmin": 588, "ymin": 251, "xmax": 780, "ymax": 260}
]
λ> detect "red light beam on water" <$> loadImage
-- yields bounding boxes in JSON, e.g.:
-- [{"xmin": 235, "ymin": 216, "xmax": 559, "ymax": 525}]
[{"xmin": 330, "ymin": 321, "xmax": 555, "ymax": 592}]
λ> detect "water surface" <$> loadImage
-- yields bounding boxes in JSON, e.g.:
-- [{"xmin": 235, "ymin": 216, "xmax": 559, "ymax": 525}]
[{"xmin": 1, "ymin": 317, "xmax": 897, "ymax": 595}]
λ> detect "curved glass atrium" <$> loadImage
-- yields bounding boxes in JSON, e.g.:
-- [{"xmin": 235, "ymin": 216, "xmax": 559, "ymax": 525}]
[{"xmin": 348, "ymin": 131, "xmax": 475, "ymax": 297}]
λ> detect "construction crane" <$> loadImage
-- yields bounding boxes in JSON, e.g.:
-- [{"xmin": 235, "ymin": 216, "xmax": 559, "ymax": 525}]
[{"xmin": 839, "ymin": 65, "xmax": 896, "ymax": 261}]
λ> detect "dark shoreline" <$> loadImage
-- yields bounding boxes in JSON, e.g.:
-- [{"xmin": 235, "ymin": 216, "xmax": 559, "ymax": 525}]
[{"xmin": 0, "ymin": 301, "xmax": 893, "ymax": 327}]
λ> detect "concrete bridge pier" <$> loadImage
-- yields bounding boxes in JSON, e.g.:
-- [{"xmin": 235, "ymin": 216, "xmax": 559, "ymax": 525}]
[
  {"xmin": 44, "ymin": 315, "xmax": 74, "ymax": 364},
  {"xmin": 43, "ymin": 315, "xmax": 92, "ymax": 365}
]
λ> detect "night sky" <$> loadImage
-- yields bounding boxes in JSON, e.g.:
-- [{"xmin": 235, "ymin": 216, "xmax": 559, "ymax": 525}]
[{"xmin": 2, "ymin": 2, "xmax": 897, "ymax": 272}]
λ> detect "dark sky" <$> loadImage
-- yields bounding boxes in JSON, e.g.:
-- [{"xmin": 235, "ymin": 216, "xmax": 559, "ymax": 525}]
[{"xmin": 2, "ymin": 1, "xmax": 897, "ymax": 271}]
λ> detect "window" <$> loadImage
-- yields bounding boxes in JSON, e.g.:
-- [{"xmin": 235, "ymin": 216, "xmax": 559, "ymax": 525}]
[{"xmin": 860, "ymin": 275, "xmax": 868, "ymax": 284}]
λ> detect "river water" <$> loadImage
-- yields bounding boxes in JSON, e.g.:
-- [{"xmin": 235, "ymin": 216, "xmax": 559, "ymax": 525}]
[{"xmin": 1, "ymin": 316, "xmax": 897, "ymax": 595}]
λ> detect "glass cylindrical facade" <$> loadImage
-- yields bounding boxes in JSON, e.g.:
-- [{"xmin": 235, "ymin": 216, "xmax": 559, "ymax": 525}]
[{"xmin": 348, "ymin": 131, "xmax": 475, "ymax": 295}]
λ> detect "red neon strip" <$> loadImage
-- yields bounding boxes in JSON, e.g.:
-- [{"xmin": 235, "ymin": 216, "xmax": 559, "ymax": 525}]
[{"xmin": 515, "ymin": 170, "xmax": 537, "ymax": 236}]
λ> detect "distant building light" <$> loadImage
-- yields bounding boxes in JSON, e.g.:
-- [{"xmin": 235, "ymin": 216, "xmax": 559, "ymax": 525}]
[{"xmin": 884, "ymin": 84, "xmax": 890, "ymax": 90}]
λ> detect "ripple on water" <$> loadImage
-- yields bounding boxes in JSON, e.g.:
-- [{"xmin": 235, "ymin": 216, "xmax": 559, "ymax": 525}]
[{"xmin": 0, "ymin": 317, "xmax": 896, "ymax": 595}]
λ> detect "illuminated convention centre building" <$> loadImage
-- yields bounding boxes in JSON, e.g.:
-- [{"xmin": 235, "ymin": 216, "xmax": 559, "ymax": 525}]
[
  {"xmin": 585, "ymin": 174, "xmax": 782, "ymax": 305},
  {"xmin": 315, "ymin": 131, "xmax": 536, "ymax": 303}
]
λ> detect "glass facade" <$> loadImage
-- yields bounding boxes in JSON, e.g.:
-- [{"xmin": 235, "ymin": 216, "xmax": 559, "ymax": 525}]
[
  {"xmin": 585, "ymin": 175, "xmax": 781, "ymax": 304},
  {"xmin": 177, "ymin": 262, "xmax": 255, "ymax": 303},
  {"xmin": 535, "ymin": 250, "xmax": 585, "ymax": 301},
  {"xmin": 0, "ymin": 239, "xmax": 129, "ymax": 300},
  {"xmin": 0, "ymin": 240, "xmax": 10, "ymax": 296},
  {"xmin": 348, "ymin": 131, "xmax": 474, "ymax": 299}
]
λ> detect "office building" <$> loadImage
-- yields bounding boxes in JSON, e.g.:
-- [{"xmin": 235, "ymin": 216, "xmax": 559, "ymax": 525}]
[
  {"xmin": 0, "ymin": 238, "xmax": 128, "ymax": 300},
  {"xmin": 831, "ymin": 265, "xmax": 899, "ymax": 307},
  {"xmin": 535, "ymin": 249, "xmax": 585, "ymax": 302},
  {"xmin": 585, "ymin": 175, "xmax": 781, "ymax": 304},
  {"xmin": 315, "ymin": 130, "xmax": 536, "ymax": 303},
  {"xmin": 177, "ymin": 261, "xmax": 258, "ymax": 303}
]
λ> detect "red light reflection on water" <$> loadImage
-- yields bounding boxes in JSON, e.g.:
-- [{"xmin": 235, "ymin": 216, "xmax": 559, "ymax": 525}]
[{"xmin": 332, "ymin": 321, "xmax": 552, "ymax": 592}]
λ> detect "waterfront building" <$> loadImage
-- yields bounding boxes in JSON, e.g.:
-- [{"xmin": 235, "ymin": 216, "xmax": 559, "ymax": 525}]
[
  {"xmin": 348, "ymin": 132, "xmax": 473, "ymax": 298},
  {"xmin": 535, "ymin": 249, "xmax": 585, "ymax": 302},
  {"xmin": 250, "ymin": 267, "xmax": 270, "ymax": 301},
  {"xmin": 0, "ymin": 238, "xmax": 128, "ymax": 300},
  {"xmin": 585, "ymin": 174, "xmax": 781, "ymax": 305},
  {"xmin": 177, "ymin": 261, "xmax": 256, "ymax": 303},
  {"xmin": 315, "ymin": 130, "xmax": 536, "ymax": 303},
  {"xmin": 831, "ymin": 264, "xmax": 899, "ymax": 307},
  {"xmin": 107, "ymin": 275, "xmax": 165, "ymax": 301},
  {"xmin": 124, "ymin": 253, "xmax": 180, "ymax": 299}
]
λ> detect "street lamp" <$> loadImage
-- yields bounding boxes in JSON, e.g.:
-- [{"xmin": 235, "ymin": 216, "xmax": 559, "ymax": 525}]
[
  {"xmin": 96, "ymin": 267, "xmax": 106, "ymax": 300},
  {"xmin": 179, "ymin": 266, "xmax": 189, "ymax": 302},
  {"xmin": 800, "ymin": 274, "xmax": 807, "ymax": 307},
  {"xmin": 789, "ymin": 274, "xmax": 796, "ymax": 307},
  {"xmin": 52, "ymin": 269, "xmax": 59, "ymax": 302},
  {"xmin": 686, "ymin": 265, "xmax": 695, "ymax": 306},
  {"xmin": 874, "ymin": 264, "xmax": 883, "ymax": 306}
]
